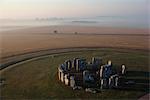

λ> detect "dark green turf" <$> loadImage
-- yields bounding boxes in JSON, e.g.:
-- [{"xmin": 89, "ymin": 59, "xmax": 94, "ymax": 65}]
[{"xmin": 0, "ymin": 48, "xmax": 149, "ymax": 99}]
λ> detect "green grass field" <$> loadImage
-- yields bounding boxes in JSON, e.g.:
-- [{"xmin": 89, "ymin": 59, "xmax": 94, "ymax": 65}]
[{"xmin": 0, "ymin": 48, "xmax": 149, "ymax": 99}]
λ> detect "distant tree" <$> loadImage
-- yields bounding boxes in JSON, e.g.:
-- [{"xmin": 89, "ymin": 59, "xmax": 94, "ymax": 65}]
[
  {"xmin": 75, "ymin": 32, "xmax": 78, "ymax": 35},
  {"xmin": 54, "ymin": 30, "xmax": 58, "ymax": 34}
]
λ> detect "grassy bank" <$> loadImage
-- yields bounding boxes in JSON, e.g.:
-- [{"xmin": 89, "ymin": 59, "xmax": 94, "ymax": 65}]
[{"xmin": 0, "ymin": 48, "xmax": 149, "ymax": 99}]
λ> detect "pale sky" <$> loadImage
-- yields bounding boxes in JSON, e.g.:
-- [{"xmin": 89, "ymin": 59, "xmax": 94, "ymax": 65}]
[{"xmin": 0, "ymin": 0, "xmax": 149, "ymax": 19}]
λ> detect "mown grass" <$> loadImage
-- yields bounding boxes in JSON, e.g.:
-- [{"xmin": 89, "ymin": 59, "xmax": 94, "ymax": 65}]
[{"xmin": 0, "ymin": 48, "xmax": 149, "ymax": 99}]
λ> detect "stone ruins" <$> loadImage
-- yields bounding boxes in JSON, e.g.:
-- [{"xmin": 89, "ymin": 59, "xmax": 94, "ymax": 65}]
[{"xmin": 58, "ymin": 57, "xmax": 126, "ymax": 93}]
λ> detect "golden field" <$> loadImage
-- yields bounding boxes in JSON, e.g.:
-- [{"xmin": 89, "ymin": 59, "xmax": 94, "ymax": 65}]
[{"xmin": 0, "ymin": 25, "xmax": 149, "ymax": 59}]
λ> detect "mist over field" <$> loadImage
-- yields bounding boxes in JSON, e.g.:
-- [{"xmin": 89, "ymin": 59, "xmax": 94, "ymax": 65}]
[{"xmin": 0, "ymin": 16, "xmax": 149, "ymax": 32}]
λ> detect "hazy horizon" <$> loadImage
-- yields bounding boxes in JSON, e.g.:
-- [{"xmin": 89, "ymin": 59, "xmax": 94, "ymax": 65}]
[
  {"xmin": 0, "ymin": 0, "xmax": 149, "ymax": 30},
  {"xmin": 0, "ymin": 0, "xmax": 149, "ymax": 19}
]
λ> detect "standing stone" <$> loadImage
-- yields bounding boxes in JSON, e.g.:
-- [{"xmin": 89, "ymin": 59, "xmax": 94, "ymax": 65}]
[
  {"xmin": 109, "ymin": 77, "xmax": 112, "ymax": 86},
  {"xmin": 61, "ymin": 64, "xmax": 65, "ymax": 70},
  {"xmin": 92, "ymin": 57, "xmax": 101, "ymax": 65},
  {"xmin": 92, "ymin": 57, "xmax": 96, "ymax": 64},
  {"xmin": 109, "ymin": 74, "xmax": 118, "ymax": 88},
  {"xmin": 103, "ymin": 65, "xmax": 112, "ymax": 78},
  {"xmin": 121, "ymin": 65, "xmax": 126, "ymax": 75},
  {"xmin": 92, "ymin": 57, "xmax": 101, "ymax": 70},
  {"xmin": 103, "ymin": 78, "xmax": 109, "ymax": 88},
  {"xmin": 58, "ymin": 67, "xmax": 63, "ymax": 81},
  {"xmin": 64, "ymin": 74, "xmax": 69, "ymax": 85},
  {"xmin": 100, "ymin": 79, "xmax": 104, "ymax": 90},
  {"xmin": 65, "ymin": 60, "xmax": 72, "ymax": 70},
  {"xmin": 78, "ymin": 59, "xmax": 86, "ymax": 71},
  {"xmin": 68, "ymin": 60, "xmax": 72, "ymax": 70},
  {"xmin": 73, "ymin": 58, "xmax": 79, "ymax": 70},
  {"xmin": 70, "ymin": 76, "xmax": 75, "ymax": 88},
  {"xmin": 76, "ymin": 59, "xmax": 79, "ymax": 71},
  {"xmin": 108, "ymin": 60, "xmax": 112, "ymax": 66},
  {"xmin": 115, "ymin": 77, "xmax": 119, "ymax": 87},
  {"xmin": 61, "ymin": 72, "xmax": 64, "ymax": 82},
  {"xmin": 58, "ymin": 69, "xmax": 61, "ymax": 80},
  {"xmin": 83, "ymin": 70, "xmax": 90, "ymax": 83},
  {"xmin": 109, "ymin": 75, "xmax": 115, "ymax": 88},
  {"xmin": 100, "ymin": 66, "xmax": 104, "ymax": 78},
  {"xmin": 65, "ymin": 60, "xmax": 69, "ymax": 70}
]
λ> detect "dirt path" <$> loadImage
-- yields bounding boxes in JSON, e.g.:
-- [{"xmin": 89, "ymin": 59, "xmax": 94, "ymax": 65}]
[
  {"xmin": 139, "ymin": 93, "xmax": 150, "ymax": 100},
  {"xmin": 0, "ymin": 47, "xmax": 148, "ymax": 71},
  {"xmin": 0, "ymin": 47, "xmax": 102, "ymax": 70}
]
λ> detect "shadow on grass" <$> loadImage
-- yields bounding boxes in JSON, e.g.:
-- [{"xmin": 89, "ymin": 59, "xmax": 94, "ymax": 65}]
[
  {"xmin": 126, "ymin": 71, "xmax": 149, "ymax": 78},
  {"xmin": 118, "ymin": 71, "xmax": 150, "ymax": 92}
]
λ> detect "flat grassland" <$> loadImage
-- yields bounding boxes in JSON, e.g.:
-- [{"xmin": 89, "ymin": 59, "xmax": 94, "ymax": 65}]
[
  {"xmin": 0, "ymin": 49, "xmax": 149, "ymax": 99},
  {"xmin": 1, "ymin": 26, "xmax": 149, "ymax": 59}
]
